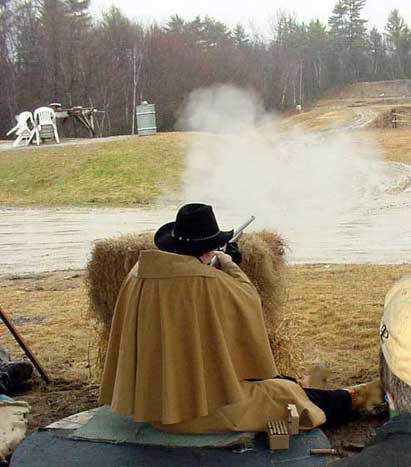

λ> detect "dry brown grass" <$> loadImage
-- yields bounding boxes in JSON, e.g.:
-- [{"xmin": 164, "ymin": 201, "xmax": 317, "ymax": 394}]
[
  {"xmin": 0, "ymin": 271, "xmax": 92, "ymax": 381},
  {"xmin": 350, "ymin": 128, "xmax": 411, "ymax": 164},
  {"xmin": 279, "ymin": 108, "xmax": 356, "ymax": 131},
  {"xmin": 286, "ymin": 263, "xmax": 411, "ymax": 386},
  {"xmin": 0, "ymin": 271, "xmax": 98, "ymax": 431},
  {"xmin": 2, "ymin": 263, "xmax": 410, "ymax": 393}
]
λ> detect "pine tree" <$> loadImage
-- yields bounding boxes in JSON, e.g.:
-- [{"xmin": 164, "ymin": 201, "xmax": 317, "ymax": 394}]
[
  {"xmin": 184, "ymin": 16, "xmax": 205, "ymax": 48},
  {"xmin": 164, "ymin": 14, "xmax": 185, "ymax": 34},
  {"xmin": 328, "ymin": 0, "xmax": 368, "ymax": 82},
  {"xmin": 201, "ymin": 16, "xmax": 231, "ymax": 48},
  {"xmin": 329, "ymin": 0, "xmax": 348, "ymax": 39},
  {"xmin": 385, "ymin": 9, "xmax": 411, "ymax": 77},
  {"xmin": 232, "ymin": 23, "xmax": 249, "ymax": 47},
  {"xmin": 306, "ymin": 19, "xmax": 329, "ymax": 93},
  {"xmin": 368, "ymin": 27, "xmax": 386, "ymax": 78}
]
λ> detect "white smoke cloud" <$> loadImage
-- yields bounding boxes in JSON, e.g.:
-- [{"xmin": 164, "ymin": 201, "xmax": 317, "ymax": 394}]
[{"xmin": 174, "ymin": 84, "xmax": 411, "ymax": 262}]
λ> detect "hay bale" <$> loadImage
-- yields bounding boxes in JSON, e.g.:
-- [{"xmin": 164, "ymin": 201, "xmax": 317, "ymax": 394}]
[
  {"xmin": 87, "ymin": 230, "xmax": 299, "ymax": 376},
  {"xmin": 86, "ymin": 232, "xmax": 154, "ymax": 337},
  {"xmin": 372, "ymin": 109, "xmax": 393, "ymax": 128},
  {"xmin": 239, "ymin": 231, "xmax": 286, "ymax": 326}
]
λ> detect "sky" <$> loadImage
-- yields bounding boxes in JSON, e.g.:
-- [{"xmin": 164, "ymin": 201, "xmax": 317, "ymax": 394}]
[{"xmin": 90, "ymin": 0, "xmax": 411, "ymax": 35}]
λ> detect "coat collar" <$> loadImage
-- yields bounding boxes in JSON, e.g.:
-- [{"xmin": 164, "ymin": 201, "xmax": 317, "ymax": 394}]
[{"xmin": 137, "ymin": 250, "xmax": 217, "ymax": 279}]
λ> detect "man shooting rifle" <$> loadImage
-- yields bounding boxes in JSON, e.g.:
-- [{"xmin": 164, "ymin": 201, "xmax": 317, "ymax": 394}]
[{"xmin": 99, "ymin": 203, "xmax": 376, "ymax": 434}]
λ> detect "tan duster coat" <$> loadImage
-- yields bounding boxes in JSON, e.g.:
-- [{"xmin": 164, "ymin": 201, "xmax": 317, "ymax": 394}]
[{"xmin": 99, "ymin": 250, "xmax": 325, "ymax": 433}]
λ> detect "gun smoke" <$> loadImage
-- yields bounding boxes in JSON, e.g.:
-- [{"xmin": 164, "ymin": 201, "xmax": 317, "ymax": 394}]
[{"xmin": 176, "ymin": 84, "xmax": 411, "ymax": 262}]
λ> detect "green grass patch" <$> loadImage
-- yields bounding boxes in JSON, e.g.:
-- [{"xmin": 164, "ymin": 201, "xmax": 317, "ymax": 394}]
[{"xmin": 0, "ymin": 133, "xmax": 186, "ymax": 206}]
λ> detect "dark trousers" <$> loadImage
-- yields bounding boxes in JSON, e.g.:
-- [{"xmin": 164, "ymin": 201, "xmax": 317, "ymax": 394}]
[
  {"xmin": 304, "ymin": 388, "xmax": 353, "ymax": 426},
  {"xmin": 267, "ymin": 376, "xmax": 353, "ymax": 426},
  {"xmin": 246, "ymin": 376, "xmax": 354, "ymax": 426}
]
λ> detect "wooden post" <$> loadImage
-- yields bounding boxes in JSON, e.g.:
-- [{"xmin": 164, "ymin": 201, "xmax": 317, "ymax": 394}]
[
  {"xmin": 299, "ymin": 60, "xmax": 303, "ymax": 108},
  {"xmin": 0, "ymin": 306, "xmax": 50, "ymax": 384}
]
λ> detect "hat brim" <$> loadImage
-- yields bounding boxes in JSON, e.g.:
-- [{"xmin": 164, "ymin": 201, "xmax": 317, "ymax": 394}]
[{"xmin": 154, "ymin": 221, "xmax": 234, "ymax": 256}]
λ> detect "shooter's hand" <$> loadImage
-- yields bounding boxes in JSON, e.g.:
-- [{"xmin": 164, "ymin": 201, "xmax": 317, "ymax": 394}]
[
  {"xmin": 225, "ymin": 242, "xmax": 242, "ymax": 264},
  {"xmin": 214, "ymin": 251, "xmax": 232, "ymax": 268}
]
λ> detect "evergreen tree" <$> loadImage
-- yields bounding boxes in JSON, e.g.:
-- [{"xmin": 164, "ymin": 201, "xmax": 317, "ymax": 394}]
[
  {"xmin": 3, "ymin": 2, "xmax": 411, "ymax": 136},
  {"xmin": 232, "ymin": 23, "xmax": 248, "ymax": 47},
  {"xmin": 164, "ymin": 14, "xmax": 185, "ymax": 34},
  {"xmin": 201, "ymin": 16, "xmax": 231, "ymax": 48},
  {"xmin": 385, "ymin": 9, "xmax": 411, "ymax": 77},
  {"xmin": 184, "ymin": 16, "xmax": 204, "ymax": 48},
  {"xmin": 329, "ymin": 0, "xmax": 347, "ymax": 39},
  {"xmin": 368, "ymin": 27, "xmax": 386, "ymax": 78},
  {"xmin": 306, "ymin": 19, "xmax": 329, "ymax": 94},
  {"xmin": 328, "ymin": 0, "xmax": 368, "ymax": 82}
]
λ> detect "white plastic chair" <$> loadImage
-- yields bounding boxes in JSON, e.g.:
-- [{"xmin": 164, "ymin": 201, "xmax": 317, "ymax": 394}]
[
  {"xmin": 33, "ymin": 106, "xmax": 60, "ymax": 143},
  {"xmin": 6, "ymin": 111, "xmax": 38, "ymax": 147}
]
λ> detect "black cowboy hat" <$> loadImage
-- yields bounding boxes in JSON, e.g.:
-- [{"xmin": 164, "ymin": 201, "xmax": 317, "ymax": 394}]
[{"xmin": 154, "ymin": 203, "xmax": 233, "ymax": 256}]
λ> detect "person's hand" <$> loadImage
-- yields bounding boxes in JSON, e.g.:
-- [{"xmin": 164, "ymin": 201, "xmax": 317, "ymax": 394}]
[
  {"xmin": 214, "ymin": 251, "xmax": 232, "ymax": 268},
  {"xmin": 225, "ymin": 242, "xmax": 242, "ymax": 264}
]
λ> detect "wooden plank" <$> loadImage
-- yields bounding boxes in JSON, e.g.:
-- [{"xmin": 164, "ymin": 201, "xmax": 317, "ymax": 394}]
[{"xmin": 55, "ymin": 111, "xmax": 70, "ymax": 119}]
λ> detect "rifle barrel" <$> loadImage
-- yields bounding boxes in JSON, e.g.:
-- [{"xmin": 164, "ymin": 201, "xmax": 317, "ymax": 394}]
[
  {"xmin": 210, "ymin": 216, "xmax": 256, "ymax": 267},
  {"xmin": 230, "ymin": 216, "xmax": 256, "ymax": 244}
]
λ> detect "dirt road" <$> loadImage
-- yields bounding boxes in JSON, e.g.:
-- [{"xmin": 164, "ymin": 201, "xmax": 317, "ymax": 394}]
[
  {"xmin": 0, "ymin": 206, "xmax": 179, "ymax": 274},
  {"xmin": 1, "ymin": 175, "xmax": 411, "ymax": 275}
]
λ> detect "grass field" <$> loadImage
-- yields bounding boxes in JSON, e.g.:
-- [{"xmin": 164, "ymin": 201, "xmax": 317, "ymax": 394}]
[
  {"xmin": 0, "ymin": 133, "xmax": 186, "ymax": 206},
  {"xmin": 1, "ymin": 122, "xmax": 411, "ymax": 207}
]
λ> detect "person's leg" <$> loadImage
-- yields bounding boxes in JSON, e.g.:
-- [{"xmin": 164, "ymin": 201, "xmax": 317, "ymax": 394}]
[
  {"xmin": 0, "ymin": 362, "xmax": 33, "ymax": 395},
  {"xmin": 254, "ymin": 375, "xmax": 353, "ymax": 425},
  {"xmin": 303, "ymin": 388, "xmax": 353, "ymax": 425}
]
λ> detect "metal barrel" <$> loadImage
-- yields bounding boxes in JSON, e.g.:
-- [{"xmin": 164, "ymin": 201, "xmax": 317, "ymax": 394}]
[{"xmin": 136, "ymin": 103, "xmax": 157, "ymax": 136}]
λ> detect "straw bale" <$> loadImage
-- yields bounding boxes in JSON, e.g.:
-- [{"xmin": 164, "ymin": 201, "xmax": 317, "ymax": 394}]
[
  {"xmin": 239, "ymin": 231, "xmax": 286, "ymax": 327},
  {"xmin": 87, "ymin": 230, "xmax": 299, "ymax": 376},
  {"xmin": 86, "ymin": 232, "xmax": 154, "ymax": 336},
  {"xmin": 372, "ymin": 110, "xmax": 393, "ymax": 128}
]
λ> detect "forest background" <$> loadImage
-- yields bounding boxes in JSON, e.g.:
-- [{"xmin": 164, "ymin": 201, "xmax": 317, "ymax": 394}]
[{"xmin": 1, "ymin": 0, "xmax": 411, "ymax": 136}]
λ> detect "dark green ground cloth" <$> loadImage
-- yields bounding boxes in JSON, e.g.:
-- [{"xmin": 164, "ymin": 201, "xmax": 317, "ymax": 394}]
[
  {"xmin": 69, "ymin": 405, "xmax": 255, "ymax": 448},
  {"xmin": 11, "ymin": 428, "xmax": 333, "ymax": 467}
]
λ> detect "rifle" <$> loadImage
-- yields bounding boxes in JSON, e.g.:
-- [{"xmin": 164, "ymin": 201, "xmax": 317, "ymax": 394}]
[{"xmin": 210, "ymin": 216, "xmax": 256, "ymax": 267}]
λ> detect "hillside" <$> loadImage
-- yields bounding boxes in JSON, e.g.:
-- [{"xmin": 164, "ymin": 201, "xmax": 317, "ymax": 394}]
[
  {"xmin": 2, "ymin": 81, "xmax": 411, "ymax": 207},
  {"xmin": 0, "ymin": 133, "xmax": 186, "ymax": 206}
]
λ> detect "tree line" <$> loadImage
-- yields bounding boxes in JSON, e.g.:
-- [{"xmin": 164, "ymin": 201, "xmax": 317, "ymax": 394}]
[{"xmin": 1, "ymin": 0, "xmax": 411, "ymax": 137}]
